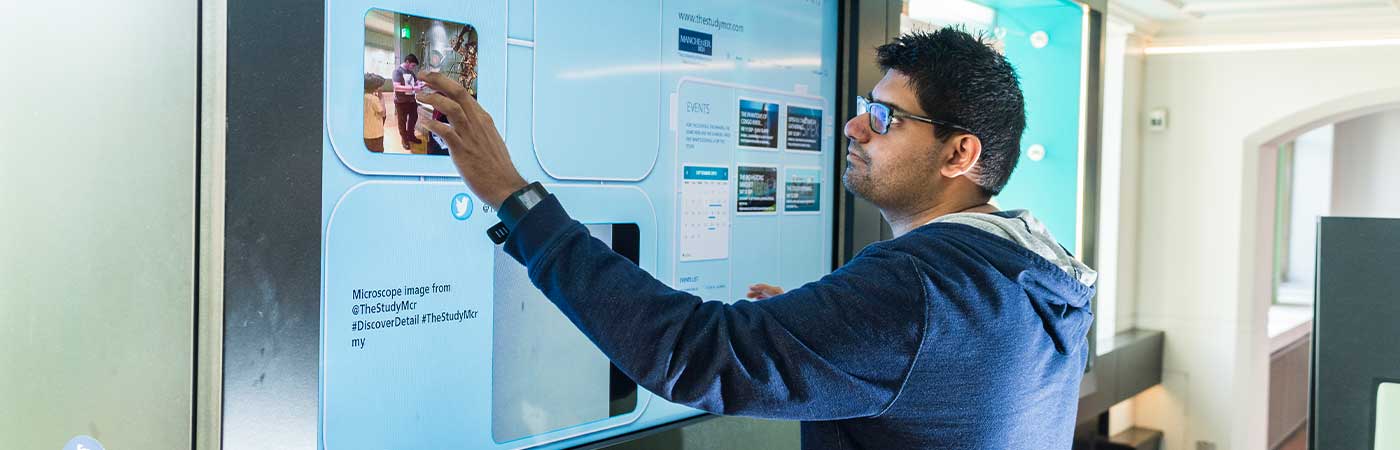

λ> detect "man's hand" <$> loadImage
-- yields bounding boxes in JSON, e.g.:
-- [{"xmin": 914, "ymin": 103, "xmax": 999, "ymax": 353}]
[
  {"xmin": 415, "ymin": 71, "xmax": 528, "ymax": 209},
  {"xmin": 746, "ymin": 283, "xmax": 784, "ymax": 300}
]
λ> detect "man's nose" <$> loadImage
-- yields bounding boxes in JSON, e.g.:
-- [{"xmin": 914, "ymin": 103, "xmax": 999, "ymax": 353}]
[{"xmin": 844, "ymin": 114, "xmax": 871, "ymax": 144}]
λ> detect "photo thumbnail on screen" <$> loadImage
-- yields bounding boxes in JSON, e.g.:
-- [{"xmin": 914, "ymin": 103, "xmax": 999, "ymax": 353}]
[{"xmin": 363, "ymin": 9, "xmax": 478, "ymax": 155}]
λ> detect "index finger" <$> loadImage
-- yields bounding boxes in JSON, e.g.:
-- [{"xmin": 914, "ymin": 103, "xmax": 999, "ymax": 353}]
[{"xmin": 417, "ymin": 71, "xmax": 477, "ymax": 111}]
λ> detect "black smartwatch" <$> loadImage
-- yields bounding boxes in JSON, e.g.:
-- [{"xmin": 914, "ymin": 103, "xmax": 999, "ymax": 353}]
[{"xmin": 487, "ymin": 181, "xmax": 549, "ymax": 244}]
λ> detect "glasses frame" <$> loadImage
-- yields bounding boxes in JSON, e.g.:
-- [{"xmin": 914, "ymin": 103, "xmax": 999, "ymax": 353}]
[{"xmin": 856, "ymin": 95, "xmax": 975, "ymax": 137}]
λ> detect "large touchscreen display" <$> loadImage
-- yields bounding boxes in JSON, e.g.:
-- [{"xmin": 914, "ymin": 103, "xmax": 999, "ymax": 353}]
[{"xmin": 320, "ymin": 1, "xmax": 838, "ymax": 448}]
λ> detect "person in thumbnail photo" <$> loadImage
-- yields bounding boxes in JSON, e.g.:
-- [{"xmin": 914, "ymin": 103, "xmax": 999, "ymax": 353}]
[
  {"xmin": 392, "ymin": 54, "xmax": 426, "ymax": 150},
  {"xmin": 363, "ymin": 73, "xmax": 387, "ymax": 153}
]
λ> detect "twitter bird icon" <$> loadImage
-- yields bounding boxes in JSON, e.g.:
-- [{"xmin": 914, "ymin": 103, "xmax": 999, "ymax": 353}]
[
  {"xmin": 451, "ymin": 193, "xmax": 473, "ymax": 220},
  {"xmin": 64, "ymin": 436, "xmax": 105, "ymax": 450}
]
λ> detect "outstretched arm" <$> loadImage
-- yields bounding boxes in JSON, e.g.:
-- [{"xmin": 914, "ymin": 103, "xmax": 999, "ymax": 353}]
[
  {"xmin": 414, "ymin": 71, "xmax": 929, "ymax": 420},
  {"xmin": 503, "ymin": 195, "xmax": 929, "ymax": 419}
]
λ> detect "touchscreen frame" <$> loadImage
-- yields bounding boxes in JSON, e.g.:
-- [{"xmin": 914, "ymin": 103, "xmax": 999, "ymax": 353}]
[{"xmin": 219, "ymin": 1, "xmax": 849, "ymax": 448}]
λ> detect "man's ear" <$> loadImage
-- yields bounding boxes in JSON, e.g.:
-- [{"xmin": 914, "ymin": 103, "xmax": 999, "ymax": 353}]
[{"xmin": 940, "ymin": 134, "xmax": 983, "ymax": 179}]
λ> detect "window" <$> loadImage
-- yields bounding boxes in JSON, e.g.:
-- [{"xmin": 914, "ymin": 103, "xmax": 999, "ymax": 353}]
[{"xmin": 1272, "ymin": 125, "xmax": 1334, "ymax": 305}]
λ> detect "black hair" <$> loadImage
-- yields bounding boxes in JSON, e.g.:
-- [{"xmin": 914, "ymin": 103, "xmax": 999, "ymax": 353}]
[
  {"xmin": 363, "ymin": 73, "xmax": 385, "ymax": 93},
  {"xmin": 876, "ymin": 27, "xmax": 1026, "ymax": 196},
  {"xmin": 404, "ymin": 53, "xmax": 419, "ymax": 64}
]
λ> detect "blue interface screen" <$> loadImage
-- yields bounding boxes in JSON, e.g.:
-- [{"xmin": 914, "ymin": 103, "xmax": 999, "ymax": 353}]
[{"xmin": 320, "ymin": 0, "xmax": 839, "ymax": 448}]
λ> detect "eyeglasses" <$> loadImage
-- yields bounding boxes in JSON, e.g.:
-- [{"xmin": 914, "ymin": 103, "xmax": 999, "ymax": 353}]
[{"xmin": 856, "ymin": 96, "xmax": 975, "ymax": 137}]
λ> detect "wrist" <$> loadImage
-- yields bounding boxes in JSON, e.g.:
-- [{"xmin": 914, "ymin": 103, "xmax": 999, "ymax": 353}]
[
  {"xmin": 485, "ymin": 179, "xmax": 529, "ymax": 210},
  {"xmin": 494, "ymin": 181, "xmax": 550, "ymax": 234}
]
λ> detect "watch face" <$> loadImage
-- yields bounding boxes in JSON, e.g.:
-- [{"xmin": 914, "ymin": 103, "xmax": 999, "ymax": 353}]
[
  {"xmin": 497, "ymin": 183, "xmax": 546, "ymax": 228},
  {"xmin": 517, "ymin": 183, "xmax": 547, "ymax": 209},
  {"xmin": 520, "ymin": 189, "xmax": 545, "ymax": 208}
]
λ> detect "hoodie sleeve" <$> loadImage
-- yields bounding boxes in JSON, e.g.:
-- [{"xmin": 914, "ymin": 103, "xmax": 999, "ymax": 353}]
[{"xmin": 502, "ymin": 195, "xmax": 929, "ymax": 420}]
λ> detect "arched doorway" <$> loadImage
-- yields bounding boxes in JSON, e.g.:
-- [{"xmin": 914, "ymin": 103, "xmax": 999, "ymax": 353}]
[{"xmin": 1234, "ymin": 87, "xmax": 1400, "ymax": 449}]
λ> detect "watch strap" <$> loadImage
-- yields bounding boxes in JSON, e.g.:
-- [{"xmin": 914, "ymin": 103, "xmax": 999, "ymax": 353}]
[{"xmin": 486, "ymin": 222, "xmax": 511, "ymax": 245}]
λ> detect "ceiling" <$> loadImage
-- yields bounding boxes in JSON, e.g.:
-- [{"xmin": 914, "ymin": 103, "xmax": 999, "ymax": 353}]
[
  {"xmin": 1109, "ymin": 0, "xmax": 1400, "ymax": 47},
  {"xmin": 366, "ymin": 9, "xmax": 396, "ymax": 36}
]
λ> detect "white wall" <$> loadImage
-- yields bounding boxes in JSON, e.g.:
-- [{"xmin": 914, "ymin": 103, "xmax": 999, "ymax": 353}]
[
  {"xmin": 0, "ymin": 1, "xmax": 196, "ymax": 449},
  {"xmin": 1332, "ymin": 109, "xmax": 1400, "ymax": 218},
  {"xmin": 1131, "ymin": 45, "xmax": 1400, "ymax": 450},
  {"xmin": 1117, "ymin": 32, "xmax": 1147, "ymax": 337},
  {"xmin": 1098, "ymin": 18, "xmax": 1128, "ymax": 348},
  {"xmin": 1106, "ymin": 25, "xmax": 1148, "ymax": 437}
]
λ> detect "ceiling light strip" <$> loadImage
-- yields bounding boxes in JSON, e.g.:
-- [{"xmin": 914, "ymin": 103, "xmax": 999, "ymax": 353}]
[{"xmin": 1145, "ymin": 38, "xmax": 1400, "ymax": 55}]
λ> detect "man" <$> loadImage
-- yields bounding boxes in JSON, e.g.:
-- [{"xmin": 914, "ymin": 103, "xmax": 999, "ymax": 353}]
[
  {"xmin": 417, "ymin": 28, "xmax": 1096, "ymax": 449},
  {"xmin": 391, "ymin": 54, "xmax": 424, "ymax": 150}
]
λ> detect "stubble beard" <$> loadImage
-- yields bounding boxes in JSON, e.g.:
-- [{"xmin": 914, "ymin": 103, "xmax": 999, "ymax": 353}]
[
  {"xmin": 842, "ymin": 143, "xmax": 876, "ymax": 203},
  {"xmin": 842, "ymin": 163, "xmax": 872, "ymax": 202},
  {"xmin": 843, "ymin": 142, "xmax": 945, "ymax": 215}
]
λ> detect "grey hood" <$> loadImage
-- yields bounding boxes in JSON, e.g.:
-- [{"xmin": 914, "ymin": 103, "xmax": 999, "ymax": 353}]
[{"xmin": 931, "ymin": 209, "xmax": 1098, "ymax": 287}]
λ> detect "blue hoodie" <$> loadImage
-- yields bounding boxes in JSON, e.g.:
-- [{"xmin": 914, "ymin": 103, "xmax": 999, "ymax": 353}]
[{"xmin": 503, "ymin": 196, "xmax": 1095, "ymax": 449}]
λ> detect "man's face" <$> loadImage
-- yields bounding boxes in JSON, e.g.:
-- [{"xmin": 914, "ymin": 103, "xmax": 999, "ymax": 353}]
[
  {"xmin": 842, "ymin": 70, "xmax": 945, "ymax": 210},
  {"xmin": 405, "ymin": 61, "xmax": 418, "ymax": 71}
]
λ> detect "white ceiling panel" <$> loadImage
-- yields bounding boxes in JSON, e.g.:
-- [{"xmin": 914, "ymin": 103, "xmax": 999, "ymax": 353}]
[{"xmin": 1111, "ymin": 0, "xmax": 1400, "ymax": 46}]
